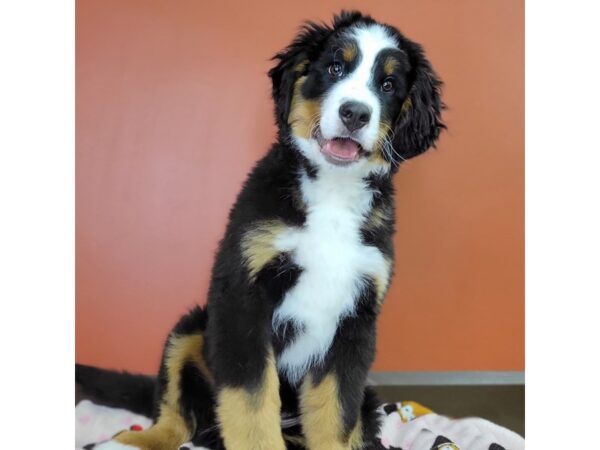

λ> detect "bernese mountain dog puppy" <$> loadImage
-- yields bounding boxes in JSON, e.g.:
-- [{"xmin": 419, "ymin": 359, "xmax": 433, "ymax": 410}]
[{"xmin": 95, "ymin": 10, "xmax": 444, "ymax": 450}]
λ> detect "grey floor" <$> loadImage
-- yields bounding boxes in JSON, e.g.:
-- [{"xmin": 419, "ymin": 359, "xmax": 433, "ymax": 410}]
[{"xmin": 373, "ymin": 385, "xmax": 525, "ymax": 437}]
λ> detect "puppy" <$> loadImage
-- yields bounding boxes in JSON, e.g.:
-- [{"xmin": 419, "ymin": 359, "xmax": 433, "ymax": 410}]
[{"xmin": 97, "ymin": 10, "xmax": 444, "ymax": 450}]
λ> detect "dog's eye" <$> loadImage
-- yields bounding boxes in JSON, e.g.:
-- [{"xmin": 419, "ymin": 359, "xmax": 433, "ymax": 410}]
[
  {"xmin": 328, "ymin": 62, "xmax": 344, "ymax": 77},
  {"xmin": 381, "ymin": 78, "xmax": 394, "ymax": 93}
]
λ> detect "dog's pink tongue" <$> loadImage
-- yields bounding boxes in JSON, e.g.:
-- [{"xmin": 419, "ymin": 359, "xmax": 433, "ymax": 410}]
[{"xmin": 321, "ymin": 139, "xmax": 359, "ymax": 161}]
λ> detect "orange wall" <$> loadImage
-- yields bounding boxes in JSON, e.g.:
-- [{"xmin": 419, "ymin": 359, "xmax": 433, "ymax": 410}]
[{"xmin": 76, "ymin": 0, "xmax": 524, "ymax": 374}]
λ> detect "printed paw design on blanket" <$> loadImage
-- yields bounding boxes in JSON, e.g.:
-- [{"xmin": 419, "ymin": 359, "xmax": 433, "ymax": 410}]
[{"xmin": 76, "ymin": 399, "xmax": 524, "ymax": 450}]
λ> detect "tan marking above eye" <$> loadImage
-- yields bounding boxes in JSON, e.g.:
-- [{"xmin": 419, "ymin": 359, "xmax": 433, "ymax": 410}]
[
  {"xmin": 342, "ymin": 45, "xmax": 357, "ymax": 62},
  {"xmin": 383, "ymin": 57, "xmax": 399, "ymax": 76}
]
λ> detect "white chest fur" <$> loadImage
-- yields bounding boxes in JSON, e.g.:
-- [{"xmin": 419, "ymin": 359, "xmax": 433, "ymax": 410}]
[{"xmin": 273, "ymin": 170, "xmax": 388, "ymax": 384}]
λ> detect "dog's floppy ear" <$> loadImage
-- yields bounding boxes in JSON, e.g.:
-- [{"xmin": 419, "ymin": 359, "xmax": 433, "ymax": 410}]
[
  {"xmin": 268, "ymin": 22, "xmax": 332, "ymax": 131},
  {"xmin": 391, "ymin": 39, "xmax": 445, "ymax": 166}
]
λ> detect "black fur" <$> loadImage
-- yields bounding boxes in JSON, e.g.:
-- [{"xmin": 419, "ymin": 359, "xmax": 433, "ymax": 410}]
[
  {"xmin": 390, "ymin": 35, "xmax": 445, "ymax": 163},
  {"xmin": 75, "ymin": 363, "xmax": 155, "ymax": 417}
]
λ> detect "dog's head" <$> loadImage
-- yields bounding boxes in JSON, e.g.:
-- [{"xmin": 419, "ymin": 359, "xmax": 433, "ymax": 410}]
[{"xmin": 269, "ymin": 11, "xmax": 445, "ymax": 174}]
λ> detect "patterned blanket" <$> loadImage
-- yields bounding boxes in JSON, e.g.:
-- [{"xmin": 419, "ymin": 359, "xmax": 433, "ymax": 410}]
[{"xmin": 76, "ymin": 399, "xmax": 524, "ymax": 450}]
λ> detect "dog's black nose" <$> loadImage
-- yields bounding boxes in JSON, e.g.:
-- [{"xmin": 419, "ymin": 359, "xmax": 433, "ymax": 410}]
[{"xmin": 339, "ymin": 101, "xmax": 372, "ymax": 132}]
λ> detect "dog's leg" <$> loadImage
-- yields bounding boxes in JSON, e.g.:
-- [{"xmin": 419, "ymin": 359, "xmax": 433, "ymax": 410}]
[
  {"xmin": 300, "ymin": 303, "xmax": 378, "ymax": 450},
  {"xmin": 207, "ymin": 227, "xmax": 297, "ymax": 450},
  {"xmin": 214, "ymin": 349, "xmax": 285, "ymax": 450},
  {"xmin": 299, "ymin": 373, "xmax": 365, "ymax": 450},
  {"xmin": 207, "ymin": 301, "xmax": 287, "ymax": 449},
  {"xmin": 99, "ymin": 308, "xmax": 213, "ymax": 450}
]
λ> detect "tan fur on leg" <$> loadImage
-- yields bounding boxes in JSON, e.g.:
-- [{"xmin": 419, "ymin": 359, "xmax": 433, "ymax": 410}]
[
  {"xmin": 216, "ymin": 352, "xmax": 285, "ymax": 450},
  {"xmin": 300, "ymin": 374, "xmax": 364, "ymax": 450},
  {"xmin": 114, "ymin": 333, "xmax": 210, "ymax": 450},
  {"xmin": 113, "ymin": 408, "xmax": 189, "ymax": 450}
]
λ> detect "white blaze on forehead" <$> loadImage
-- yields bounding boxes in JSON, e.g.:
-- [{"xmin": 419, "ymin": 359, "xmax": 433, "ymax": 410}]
[
  {"xmin": 348, "ymin": 24, "xmax": 399, "ymax": 89},
  {"xmin": 319, "ymin": 25, "xmax": 399, "ymax": 152}
]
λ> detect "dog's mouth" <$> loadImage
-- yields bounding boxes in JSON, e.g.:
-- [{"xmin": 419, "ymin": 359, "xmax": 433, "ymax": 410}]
[{"xmin": 314, "ymin": 128, "xmax": 366, "ymax": 166}]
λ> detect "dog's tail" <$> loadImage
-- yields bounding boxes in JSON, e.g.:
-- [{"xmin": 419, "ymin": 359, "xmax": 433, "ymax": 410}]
[{"xmin": 75, "ymin": 363, "xmax": 156, "ymax": 418}]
